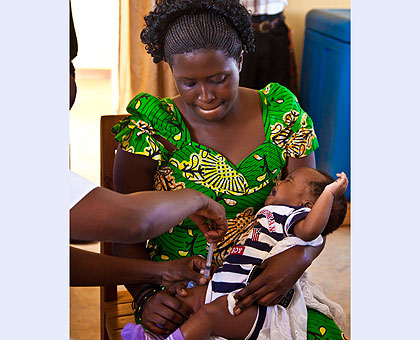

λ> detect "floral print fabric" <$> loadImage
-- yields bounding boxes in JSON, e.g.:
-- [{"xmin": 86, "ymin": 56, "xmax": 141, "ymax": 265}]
[{"xmin": 112, "ymin": 83, "xmax": 318, "ymax": 265}]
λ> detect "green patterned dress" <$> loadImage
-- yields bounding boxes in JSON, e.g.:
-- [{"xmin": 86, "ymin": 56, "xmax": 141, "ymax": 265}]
[
  {"xmin": 112, "ymin": 83, "xmax": 347, "ymax": 339},
  {"xmin": 112, "ymin": 83, "xmax": 318, "ymax": 265}
]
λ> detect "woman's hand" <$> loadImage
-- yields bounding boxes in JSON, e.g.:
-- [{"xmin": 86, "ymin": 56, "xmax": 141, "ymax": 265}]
[
  {"xmin": 158, "ymin": 256, "xmax": 207, "ymax": 287},
  {"xmin": 141, "ymin": 289, "xmax": 192, "ymax": 336},
  {"xmin": 233, "ymin": 245, "xmax": 319, "ymax": 315}
]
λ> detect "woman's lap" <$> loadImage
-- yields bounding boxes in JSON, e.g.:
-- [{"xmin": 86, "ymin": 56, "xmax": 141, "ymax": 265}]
[{"xmin": 307, "ymin": 308, "xmax": 348, "ymax": 340}]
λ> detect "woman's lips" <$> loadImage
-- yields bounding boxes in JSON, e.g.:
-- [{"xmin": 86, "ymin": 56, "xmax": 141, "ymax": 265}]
[{"xmin": 196, "ymin": 103, "xmax": 222, "ymax": 113}]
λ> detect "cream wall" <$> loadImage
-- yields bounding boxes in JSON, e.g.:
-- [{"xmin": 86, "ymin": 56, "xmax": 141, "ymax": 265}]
[
  {"xmin": 71, "ymin": 0, "xmax": 117, "ymax": 69},
  {"xmin": 70, "ymin": 0, "xmax": 350, "ymax": 82},
  {"xmin": 284, "ymin": 0, "xmax": 351, "ymax": 89}
]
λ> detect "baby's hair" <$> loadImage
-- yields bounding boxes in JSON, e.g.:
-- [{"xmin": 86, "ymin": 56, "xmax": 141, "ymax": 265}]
[
  {"xmin": 140, "ymin": 0, "xmax": 255, "ymax": 65},
  {"xmin": 308, "ymin": 169, "xmax": 348, "ymax": 236}
]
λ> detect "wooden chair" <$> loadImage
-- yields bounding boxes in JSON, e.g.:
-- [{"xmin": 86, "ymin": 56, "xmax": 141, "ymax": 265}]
[{"xmin": 100, "ymin": 114, "xmax": 134, "ymax": 340}]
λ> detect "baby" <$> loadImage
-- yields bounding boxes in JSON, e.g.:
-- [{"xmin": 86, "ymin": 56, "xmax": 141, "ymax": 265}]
[{"xmin": 122, "ymin": 167, "xmax": 348, "ymax": 340}]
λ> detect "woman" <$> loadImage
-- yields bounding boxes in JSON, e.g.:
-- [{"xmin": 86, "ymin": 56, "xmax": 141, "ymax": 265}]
[{"xmin": 112, "ymin": 0, "xmax": 345, "ymax": 339}]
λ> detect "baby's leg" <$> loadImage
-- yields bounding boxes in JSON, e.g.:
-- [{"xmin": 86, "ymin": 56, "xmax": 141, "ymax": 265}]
[{"xmin": 179, "ymin": 295, "xmax": 258, "ymax": 340}]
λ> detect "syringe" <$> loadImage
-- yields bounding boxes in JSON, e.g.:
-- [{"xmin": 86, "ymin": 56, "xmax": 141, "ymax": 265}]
[
  {"xmin": 186, "ymin": 243, "xmax": 215, "ymax": 288},
  {"xmin": 203, "ymin": 243, "xmax": 215, "ymax": 279}
]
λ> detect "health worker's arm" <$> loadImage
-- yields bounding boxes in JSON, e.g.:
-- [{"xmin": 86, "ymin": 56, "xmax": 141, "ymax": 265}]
[
  {"xmin": 70, "ymin": 185, "xmax": 227, "ymax": 244},
  {"xmin": 70, "ymin": 247, "xmax": 207, "ymax": 287}
]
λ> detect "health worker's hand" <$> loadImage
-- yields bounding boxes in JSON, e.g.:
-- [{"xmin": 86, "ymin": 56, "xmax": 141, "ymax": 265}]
[
  {"xmin": 189, "ymin": 194, "xmax": 227, "ymax": 243},
  {"xmin": 158, "ymin": 256, "xmax": 207, "ymax": 287}
]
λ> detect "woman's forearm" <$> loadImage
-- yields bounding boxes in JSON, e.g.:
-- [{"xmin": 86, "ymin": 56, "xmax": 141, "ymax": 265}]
[
  {"xmin": 303, "ymin": 238, "xmax": 325, "ymax": 264},
  {"xmin": 282, "ymin": 153, "xmax": 316, "ymax": 178},
  {"xmin": 232, "ymin": 240, "xmax": 325, "ymax": 311}
]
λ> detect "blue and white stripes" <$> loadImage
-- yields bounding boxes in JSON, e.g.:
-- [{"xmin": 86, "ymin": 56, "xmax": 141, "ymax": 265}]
[{"xmin": 208, "ymin": 205, "xmax": 309, "ymax": 301}]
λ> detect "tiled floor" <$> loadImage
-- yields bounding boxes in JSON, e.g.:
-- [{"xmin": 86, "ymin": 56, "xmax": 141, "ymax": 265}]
[
  {"xmin": 70, "ymin": 243, "xmax": 102, "ymax": 340},
  {"xmin": 69, "ymin": 71, "xmax": 351, "ymax": 339}
]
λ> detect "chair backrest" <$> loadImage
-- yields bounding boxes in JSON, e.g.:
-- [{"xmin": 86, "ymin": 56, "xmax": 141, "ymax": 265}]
[
  {"xmin": 100, "ymin": 113, "xmax": 129, "ymax": 284},
  {"xmin": 100, "ymin": 114, "xmax": 128, "ymax": 191},
  {"xmin": 100, "ymin": 114, "xmax": 128, "ymax": 340}
]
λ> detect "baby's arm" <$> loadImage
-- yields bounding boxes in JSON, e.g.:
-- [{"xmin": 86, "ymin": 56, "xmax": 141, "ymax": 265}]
[{"xmin": 293, "ymin": 172, "xmax": 348, "ymax": 241}]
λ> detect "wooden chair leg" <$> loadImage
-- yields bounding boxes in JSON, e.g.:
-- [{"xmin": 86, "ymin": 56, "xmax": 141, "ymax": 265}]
[{"xmin": 100, "ymin": 287, "xmax": 109, "ymax": 340}]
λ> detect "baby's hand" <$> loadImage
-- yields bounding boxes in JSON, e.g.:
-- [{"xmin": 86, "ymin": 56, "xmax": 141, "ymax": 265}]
[{"xmin": 325, "ymin": 172, "xmax": 348, "ymax": 197}]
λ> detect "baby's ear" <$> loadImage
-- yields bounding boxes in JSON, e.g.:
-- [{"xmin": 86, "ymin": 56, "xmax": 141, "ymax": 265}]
[{"xmin": 304, "ymin": 201, "xmax": 313, "ymax": 209}]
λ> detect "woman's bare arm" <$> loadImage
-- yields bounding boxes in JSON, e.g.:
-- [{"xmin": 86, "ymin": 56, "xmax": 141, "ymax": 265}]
[
  {"xmin": 111, "ymin": 146, "xmax": 164, "ymax": 297},
  {"xmin": 281, "ymin": 152, "xmax": 316, "ymax": 178},
  {"xmin": 111, "ymin": 145, "xmax": 159, "ymax": 244}
]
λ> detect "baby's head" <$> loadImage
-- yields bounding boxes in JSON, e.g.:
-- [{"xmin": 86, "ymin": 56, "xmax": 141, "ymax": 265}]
[{"xmin": 265, "ymin": 167, "xmax": 347, "ymax": 235}]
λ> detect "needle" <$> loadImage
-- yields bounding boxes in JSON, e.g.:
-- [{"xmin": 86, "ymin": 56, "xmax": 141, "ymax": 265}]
[{"xmin": 186, "ymin": 243, "xmax": 215, "ymax": 288}]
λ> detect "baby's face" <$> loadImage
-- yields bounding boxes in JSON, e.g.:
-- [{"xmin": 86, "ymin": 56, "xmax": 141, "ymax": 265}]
[{"xmin": 265, "ymin": 167, "xmax": 322, "ymax": 206}]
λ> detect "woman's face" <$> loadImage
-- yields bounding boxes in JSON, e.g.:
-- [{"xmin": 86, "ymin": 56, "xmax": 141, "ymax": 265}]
[{"xmin": 171, "ymin": 49, "xmax": 242, "ymax": 123}]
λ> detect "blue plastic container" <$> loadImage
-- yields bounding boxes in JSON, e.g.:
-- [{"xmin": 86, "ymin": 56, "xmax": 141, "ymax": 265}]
[{"xmin": 300, "ymin": 9, "xmax": 350, "ymax": 199}]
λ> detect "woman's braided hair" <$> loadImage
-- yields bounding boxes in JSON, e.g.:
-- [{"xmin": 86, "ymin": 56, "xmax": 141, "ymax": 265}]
[{"xmin": 140, "ymin": 0, "xmax": 255, "ymax": 65}]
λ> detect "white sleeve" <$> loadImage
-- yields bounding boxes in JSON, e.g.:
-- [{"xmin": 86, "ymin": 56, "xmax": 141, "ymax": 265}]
[
  {"xmin": 284, "ymin": 207, "xmax": 310, "ymax": 236},
  {"xmin": 69, "ymin": 171, "xmax": 98, "ymax": 209},
  {"xmin": 265, "ymin": 235, "xmax": 324, "ymax": 263}
]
